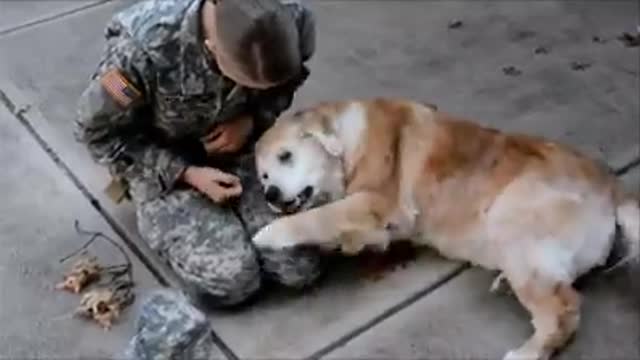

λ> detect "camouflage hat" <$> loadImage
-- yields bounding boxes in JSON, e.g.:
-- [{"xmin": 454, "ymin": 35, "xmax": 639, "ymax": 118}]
[{"xmin": 214, "ymin": 0, "xmax": 302, "ymax": 86}]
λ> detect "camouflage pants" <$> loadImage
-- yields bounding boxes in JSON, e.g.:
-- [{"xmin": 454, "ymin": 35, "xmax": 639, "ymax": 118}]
[{"xmin": 127, "ymin": 154, "xmax": 324, "ymax": 307}]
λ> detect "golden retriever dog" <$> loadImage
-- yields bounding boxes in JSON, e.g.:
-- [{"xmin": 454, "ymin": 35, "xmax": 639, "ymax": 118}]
[{"xmin": 251, "ymin": 98, "xmax": 639, "ymax": 360}]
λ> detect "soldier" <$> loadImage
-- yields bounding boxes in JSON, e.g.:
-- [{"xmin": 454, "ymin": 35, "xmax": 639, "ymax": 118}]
[{"xmin": 75, "ymin": 0, "xmax": 324, "ymax": 308}]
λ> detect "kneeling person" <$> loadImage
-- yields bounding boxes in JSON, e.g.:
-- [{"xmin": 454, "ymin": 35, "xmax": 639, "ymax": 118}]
[{"xmin": 75, "ymin": 0, "xmax": 324, "ymax": 307}]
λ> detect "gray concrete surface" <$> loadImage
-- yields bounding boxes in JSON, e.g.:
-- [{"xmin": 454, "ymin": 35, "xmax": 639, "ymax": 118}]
[
  {"xmin": 210, "ymin": 253, "xmax": 463, "ymax": 359},
  {"xmin": 0, "ymin": 0, "xmax": 638, "ymax": 358},
  {"xmin": 622, "ymin": 165, "xmax": 640, "ymax": 191},
  {"xmin": 298, "ymin": 1, "xmax": 639, "ymax": 165},
  {"xmin": 0, "ymin": 0, "xmax": 192, "ymax": 288},
  {"xmin": 326, "ymin": 266, "xmax": 640, "ymax": 360},
  {"xmin": 0, "ymin": 105, "xmax": 161, "ymax": 358},
  {"xmin": 0, "ymin": 1, "xmax": 102, "ymax": 35}
]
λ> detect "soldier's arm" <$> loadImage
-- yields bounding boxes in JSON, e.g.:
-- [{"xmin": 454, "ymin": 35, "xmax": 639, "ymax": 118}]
[
  {"xmin": 248, "ymin": 2, "xmax": 315, "ymax": 141},
  {"xmin": 74, "ymin": 36, "xmax": 188, "ymax": 196}
]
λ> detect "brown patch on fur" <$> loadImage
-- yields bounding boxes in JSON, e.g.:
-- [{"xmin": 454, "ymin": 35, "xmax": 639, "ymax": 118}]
[
  {"xmin": 425, "ymin": 118, "xmax": 498, "ymax": 182},
  {"xmin": 344, "ymin": 99, "xmax": 414, "ymax": 198},
  {"xmin": 255, "ymin": 100, "xmax": 352, "ymax": 156},
  {"xmin": 424, "ymin": 116, "xmax": 549, "ymax": 184},
  {"xmin": 414, "ymin": 113, "xmax": 599, "ymax": 242},
  {"xmin": 505, "ymin": 135, "xmax": 547, "ymax": 160}
]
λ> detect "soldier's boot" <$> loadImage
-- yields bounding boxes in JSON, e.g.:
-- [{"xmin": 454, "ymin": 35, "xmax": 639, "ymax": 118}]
[{"xmin": 122, "ymin": 289, "xmax": 224, "ymax": 360}]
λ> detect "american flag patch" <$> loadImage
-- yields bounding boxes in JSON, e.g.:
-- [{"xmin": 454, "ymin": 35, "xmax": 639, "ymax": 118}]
[{"xmin": 100, "ymin": 69, "xmax": 142, "ymax": 109}]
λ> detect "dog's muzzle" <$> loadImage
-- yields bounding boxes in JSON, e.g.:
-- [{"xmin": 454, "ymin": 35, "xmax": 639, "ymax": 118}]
[{"xmin": 265, "ymin": 185, "xmax": 314, "ymax": 214}]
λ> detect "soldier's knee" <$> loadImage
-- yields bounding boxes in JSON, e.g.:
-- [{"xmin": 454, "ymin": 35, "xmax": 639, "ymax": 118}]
[
  {"xmin": 260, "ymin": 247, "xmax": 325, "ymax": 289},
  {"xmin": 210, "ymin": 248, "xmax": 262, "ymax": 306},
  {"xmin": 134, "ymin": 188, "xmax": 263, "ymax": 306},
  {"xmin": 169, "ymin": 233, "xmax": 262, "ymax": 308}
]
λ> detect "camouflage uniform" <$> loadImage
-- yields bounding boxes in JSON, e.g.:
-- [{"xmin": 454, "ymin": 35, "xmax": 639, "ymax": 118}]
[
  {"xmin": 75, "ymin": 0, "xmax": 323, "ymax": 307},
  {"xmin": 122, "ymin": 289, "xmax": 217, "ymax": 360}
]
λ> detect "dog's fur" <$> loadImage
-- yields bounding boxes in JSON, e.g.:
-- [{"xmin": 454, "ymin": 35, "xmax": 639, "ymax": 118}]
[{"xmin": 251, "ymin": 98, "xmax": 640, "ymax": 360}]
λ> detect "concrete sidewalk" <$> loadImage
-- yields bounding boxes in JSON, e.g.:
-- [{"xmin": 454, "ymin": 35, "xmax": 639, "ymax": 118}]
[{"xmin": 0, "ymin": 0, "xmax": 638, "ymax": 359}]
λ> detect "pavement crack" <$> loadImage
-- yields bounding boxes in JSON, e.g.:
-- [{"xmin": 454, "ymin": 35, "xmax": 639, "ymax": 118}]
[
  {"xmin": 308, "ymin": 263, "xmax": 470, "ymax": 360},
  {"xmin": 0, "ymin": 87, "xmax": 16, "ymax": 113},
  {"xmin": 1, "ymin": 88, "xmax": 243, "ymax": 359},
  {"xmin": 614, "ymin": 156, "xmax": 640, "ymax": 176},
  {"xmin": 208, "ymin": 329, "xmax": 240, "ymax": 360},
  {"xmin": 0, "ymin": 87, "xmax": 169, "ymax": 287},
  {"xmin": 15, "ymin": 104, "xmax": 32, "ymax": 116}
]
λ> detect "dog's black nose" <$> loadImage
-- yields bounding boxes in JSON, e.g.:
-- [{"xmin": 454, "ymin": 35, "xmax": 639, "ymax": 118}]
[
  {"xmin": 264, "ymin": 185, "xmax": 281, "ymax": 204},
  {"xmin": 302, "ymin": 186, "xmax": 314, "ymax": 199}
]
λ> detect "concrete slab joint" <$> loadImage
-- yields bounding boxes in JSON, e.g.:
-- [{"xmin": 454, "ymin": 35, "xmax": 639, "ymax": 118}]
[{"xmin": 0, "ymin": 103, "xmax": 163, "ymax": 358}]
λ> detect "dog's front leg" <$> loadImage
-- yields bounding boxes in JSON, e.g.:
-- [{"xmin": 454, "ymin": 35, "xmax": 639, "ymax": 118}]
[{"xmin": 252, "ymin": 191, "xmax": 392, "ymax": 254}]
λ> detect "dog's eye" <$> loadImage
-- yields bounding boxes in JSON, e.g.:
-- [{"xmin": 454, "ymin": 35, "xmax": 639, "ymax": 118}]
[
  {"xmin": 278, "ymin": 150, "xmax": 292, "ymax": 163},
  {"xmin": 262, "ymin": 173, "xmax": 269, "ymax": 180}
]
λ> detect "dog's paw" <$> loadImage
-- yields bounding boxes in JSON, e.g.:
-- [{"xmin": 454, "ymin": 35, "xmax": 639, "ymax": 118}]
[
  {"xmin": 340, "ymin": 240, "xmax": 365, "ymax": 255},
  {"xmin": 340, "ymin": 231, "xmax": 391, "ymax": 255},
  {"xmin": 252, "ymin": 223, "xmax": 297, "ymax": 250},
  {"xmin": 385, "ymin": 204, "xmax": 417, "ymax": 240},
  {"xmin": 503, "ymin": 347, "xmax": 550, "ymax": 360}
]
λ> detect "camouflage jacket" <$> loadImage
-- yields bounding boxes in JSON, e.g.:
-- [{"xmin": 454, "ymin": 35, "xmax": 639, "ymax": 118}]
[{"xmin": 74, "ymin": 0, "xmax": 314, "ymax": 199}]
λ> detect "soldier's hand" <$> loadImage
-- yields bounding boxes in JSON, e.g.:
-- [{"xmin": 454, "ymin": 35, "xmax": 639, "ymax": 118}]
[
  {"xmin": 203, "ymin": 115, "xmax": 254, "ymax": 155},
  {"xmin": 182, "ymin": 166, "xmax": 243, "ymax": 203}
]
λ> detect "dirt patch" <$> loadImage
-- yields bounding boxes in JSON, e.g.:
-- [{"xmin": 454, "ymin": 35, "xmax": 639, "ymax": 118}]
[
  {"xmin": 357, "ymin": 241, "xmax": 419, "ymax": 281},
  {"xmin": 448, "ymin": 20, "xmax": 463, "ymax": 30},
  {"xmin": 617, "ymin": 32, "xmax": 640, "ymax": 47},
  {"xmin": 502, "ymin": 66, "xmax": 522, "ymax": 76}
]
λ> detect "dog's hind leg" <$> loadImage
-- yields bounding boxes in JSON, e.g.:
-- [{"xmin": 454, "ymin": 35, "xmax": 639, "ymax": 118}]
[{"xmin": 503, "ymin": 275, "xmax": 581, "ymax": 360}]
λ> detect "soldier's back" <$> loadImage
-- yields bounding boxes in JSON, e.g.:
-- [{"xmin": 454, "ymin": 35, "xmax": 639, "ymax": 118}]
[{"xmin": 106, "ymin": 0, "xmax": 199, "ymax": 68}]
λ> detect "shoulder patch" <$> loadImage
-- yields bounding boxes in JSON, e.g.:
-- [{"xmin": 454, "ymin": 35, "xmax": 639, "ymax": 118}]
[{"xmin": 100, "ymin": 69, "xmax": 142, "ymax": 109}]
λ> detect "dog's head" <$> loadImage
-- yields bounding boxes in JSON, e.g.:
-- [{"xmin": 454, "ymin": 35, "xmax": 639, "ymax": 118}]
[{"xmin": 255, "ymin": 108, "xmax": 346, "ymax": 214}]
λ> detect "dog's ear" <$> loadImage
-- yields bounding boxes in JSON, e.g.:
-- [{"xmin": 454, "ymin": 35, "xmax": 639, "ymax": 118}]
[
  {"xmin": 421, "ymin": 101, "xmax": 438, "ymax": 111},
  {"xmin": 301, "ymin": 116, "xmax": 343, "ymax": 157}
]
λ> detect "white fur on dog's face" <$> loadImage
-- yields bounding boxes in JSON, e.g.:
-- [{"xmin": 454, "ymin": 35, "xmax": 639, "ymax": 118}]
[{"xmin": 255, "ymin": 116, "xmax": 345, "ymax": 214}]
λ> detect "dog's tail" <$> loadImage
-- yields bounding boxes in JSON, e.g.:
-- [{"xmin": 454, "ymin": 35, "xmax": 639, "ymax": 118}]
[{"xmin": 607, "ymin": 183, "xmax": 640, "ymax": 271}]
